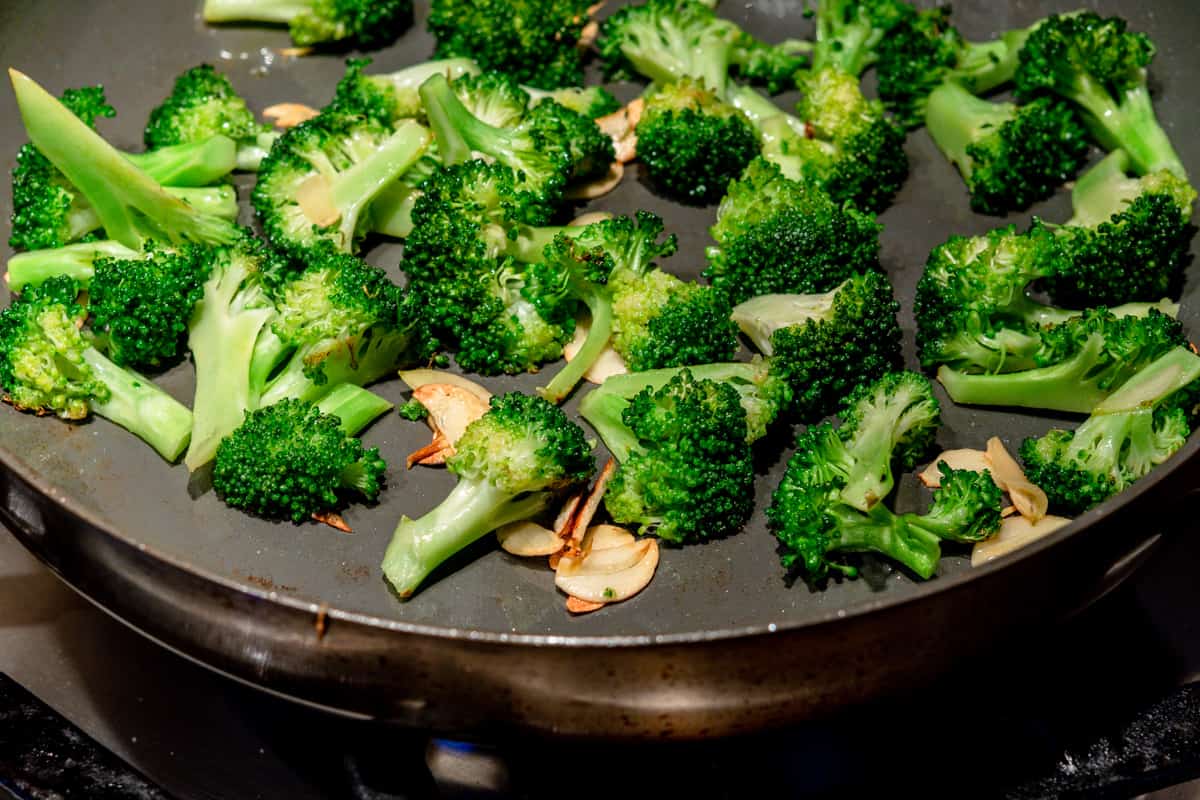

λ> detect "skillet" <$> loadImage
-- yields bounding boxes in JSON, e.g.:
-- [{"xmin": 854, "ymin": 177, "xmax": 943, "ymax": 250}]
[{"xmin": 1, "ymin": 0, "xmax": 1198, "ymax": 738}]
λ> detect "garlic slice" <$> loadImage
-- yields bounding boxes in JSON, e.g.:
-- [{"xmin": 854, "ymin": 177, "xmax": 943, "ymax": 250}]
[
  {"xmin": 497, "ymin": 521, "xmax": 563, "ymax": 556},
  {"xmin": 398, "ymin": 369, "xmax": 492, "ymax": 404},
  {"xmin": 562, "ymin": 316, "xmax": 629, "ymax": 384},
  {"xmin": 565, "ymin": 162, "xmax": 625, "ymax": 200},
  {"xmin": 918, "ymin": 449, "xmax": 990, "ymax": 488},
  {"xmin": 595, "ymin": 98, "xmax": 642, "ymax": 164},
  {"xmin": 587, "ymin": 524, "xmax": 636, "ymax": 551},
  {"xmin": 262, "ymin": 102, "xmax": 319, "ymax": 129},
  {"xmin": 295, "ymin": 174, "xmax": 339, "ymax": 227},
  {"xmin": 557, "ymin": 539, "xmax": 659, "ymax": 606},
  {"xmin": 557, "ymin": 538, "xmax": 652, "ymax": 577},
  {"xmin": 569, "ymin": 211, "xmax": 614, "ymax": 227},
  {"xmin": 985, "ymin": 437, "xmax": 1048, "ymax": 523},
  {"xmin": 405, "ymin": 384, "xmax": 489, "ymax": 467},
  {"xmin": 971, "ymin": 515, "xmax": 1072, "ymax": 566}
]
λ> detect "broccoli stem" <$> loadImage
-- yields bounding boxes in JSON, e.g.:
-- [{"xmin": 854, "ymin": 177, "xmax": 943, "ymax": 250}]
[
  {"xmin": 381, "ymin": 479, "xmax": 553, "ymax": 597},
  {"xmin": 314, "ymin": 383, "xmax": 393, "ymax": 436},
  {"xmin": 538, "ymin": 289, "xmax": 615, "ymax": 404},
  {"xmin": 730, "ymin": 289, "xmax": 841, "ymax": 355},
  {"xmin": 1094, "ymin": 345, "xmax": 1200, "ymax": 414},
  {"xmin": 236, "ymin": 132, "xmax": 281, "ymax": 172},
  {"xmin": 1066, "ymin": 75, "xmax": 1185, "ymax": 178},
  {"xmin": 81, "ymin": 348, "xmax": 193, "ymax": 461},
  {"xmin": 925, "ymin": 81, "xmax": 1014, "ymax": 181},
  {"xmin": 937, "ymin": 334, "xmax": 1112, "ymax": 413},
  {"xmin": 838, "ymin": 409, "xmax": 905, "ymax": 513},
  {"xmin": 6, "ymin": 241, "xmax": 140, "ymax": 293},
  {"xmin": 10, "ymin": 70, "xmax": 238, "ymax": 249},
  {"xmin": 124, "ymin": 136, "xmax": 238, "ymax": 187},
  {"xmin": 1065, "ymin": 149, "xmax": 1140, "ymax": 228},
  {"xmin": 258, "ymin": 326, "xmax": 414, "ymax": 408},
  {"xmin": 202, "ymin": 0, "xmax": 313, "ymax": 23},
  {"xmin": 833, "ymin": 503, "xmax": 942, "ymax": 580},
  {"xmin": 369, "ymin": 182, "xmax": 420, "ymax": 238},
  {"xmin": 373, "ymin": 59, "xmax": 480, "ymax": 94}
]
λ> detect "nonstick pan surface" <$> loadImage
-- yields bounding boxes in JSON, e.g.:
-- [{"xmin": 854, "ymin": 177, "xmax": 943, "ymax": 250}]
[{"xmin": 1, "ymin": 0, "xmax": 1198, "ymax": 737}]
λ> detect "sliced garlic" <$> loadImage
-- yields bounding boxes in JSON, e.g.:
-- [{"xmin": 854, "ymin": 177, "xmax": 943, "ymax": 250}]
[
  {"xmin": 262, "ymin": 102, "xmax": 320, "ymax": 129},
  {"xmin": 565, "ymin": 162, "xmax": 625, "ymax": 200},
  {"xmin": 562, "ymin": 316, "xmax": 629, "ymax": 384},
  {"xmin": 918, "ymin": 449, "xmax": 990, "ymax": 488},
  {"xmin": 578, "ymin": 20, "xmax": 600, "ymax": 49},
  {"xmin": 985, "ymin": 437, "xmax": 1048, "ymax": 523},
  {"xmin": 295, "ymin": 174, "xmax": 339, "ymax": 227},
  {"xmin": 405, "ymin": 384, "xmax": 489, "ymax": 467},
  {"xmin": 557, "ymin": 538, "xmax": 652, "ymax": 577},
  {"xmin": 971, "ymin": 515, "xmax": 1072, "ymax": 566},
  {"xmin": 587, "ymin": 524, "xmax": 635, "ymax": 551},
  {"xmin": 562, "ymin": 459, "xmax": 615, "ymax": 556},
  {"xmin": 497, "ymin": 521, "xmax": 563, "ymax": 556},
  {"xmin": 398, "ymin": 369, "xmax": 492, "ymax": 404},
  {"xmin": 557, "ymin": 539, "xmax": 659, "ymax": 605},
  {"xmin": 595, "ymin": 98, "xmax": 642, "ymax": 164},
  {"xmin": 566, "ymin": 596, "xmax": 606, "ymax": 614},
  {"xmin": 569, "ymin": 211, "xmax": 614, "ymax": 227}
]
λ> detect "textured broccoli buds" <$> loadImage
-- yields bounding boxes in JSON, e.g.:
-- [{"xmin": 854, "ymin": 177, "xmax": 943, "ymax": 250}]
[{"xmin": 203, "ymin": 0, "xmax": 413, "ymax": 50}]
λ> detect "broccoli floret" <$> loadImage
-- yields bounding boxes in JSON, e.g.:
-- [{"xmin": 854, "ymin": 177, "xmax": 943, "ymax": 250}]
[
  {"xmin": 728, "ymin": 67, "xmax": 909, "ymax": 213},
  {"xmin": 876, "ymin": 7, "xmax": 1043, "ymax": 128},
  {"xmin": 925, "ymin": 81, "xmax": 1089, "ymax": 215},
  {"xmin": 1021, "ymin": 346, "xmax": 1200, "ymax": 514},
  {"xmin": 602, "ymin": 369, "xmax": 756, "ymax": 543},
  {"xmin": 202, "ymin": 0, "xmax": 413, "ymax": 49},
  {"xmin": 401, "ymin": 161, "xmax": 580, "ymax": 375},
  {"xmin": 327, "ymin": 57, "xmax": 480, "ymax": 124},
  {"xmin": 145, "ymin": 64, "xmax": 278, "ymax": 172},
  {"xmin": 580, "ymin": 357, "xmax": 791, "ymax": 454},
  {"xmin": 938, "ymin": 308, "xmax": 1187, "ymax": 414},
  {"xmin": 635, "ymin": 79, "xmax": 759, "ymax": 204},
  {"xmin": 524, "ymin": 99, "xmax": 615, "ymax": 184},
  {"xmin": 418, "ymin": 73, "xmax": 570, "ymax": 205},
  {"xmin": 382, "ymin": 392, "xmax": 594, "ymax": 597},
  {"xmin": 10, "ymin": 71, "xmax": 239, "ymax": 251},
  {"xmin": 0, "ymin": 276, "xmax": 194, "ymax": 461},
  {"xmin": 428, "ymin": 0, "xmax": 591, "ymax": 90},
  {"xmin": 805, "ymin": 0, "xmax": 916, "ymax": 77},
  {"xmin": 525, "ymin": 85, "xmax": 621, "ymax": 120},
  {"xmin": 610, "ymin": 270, "xmax": 738, "ymax": 371},
  {"xmin": 397, "ymin": 398, "xmax": 428, "ymax": 421},
  {"xmin": 704, "ymin": 157, "xmax": 882, "ymax": 303},
  {"xmin": 914, "ymin": 224, "xmax": 1180, "ymax": 373},
  {"xmin": 1015, "ymin": 12, "xmax": 1185, "ymax": 178},
  {"xmin": 1047, "ymin": 150, "xmax": 1197, "ymax": 306},
  {"xmin": 252, "ymin": 112, "xmax": 432, "ymax": 258},
  {"xmin": 731, "ymin": 270, "xmax": 903, "ymax": 421},
  {"xmin": 253, "ymin": 249, "xmax": 431, "ymax": 409},
  {"xmin": 213, "ymin": 387, "xmax": 392, "ymax": 522}
]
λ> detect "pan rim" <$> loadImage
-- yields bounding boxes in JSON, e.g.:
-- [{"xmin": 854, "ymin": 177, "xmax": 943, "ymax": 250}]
[{"xmin": 2, "ymin": 423, "xmax": 1193, "ymax": 648}]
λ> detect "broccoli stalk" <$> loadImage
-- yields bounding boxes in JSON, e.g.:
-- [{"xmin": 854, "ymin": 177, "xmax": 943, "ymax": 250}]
[
  {"xmin": 7, "ymin": 241, "xmax": 141, "ymax": 292},
  {"xmin": 1021, "ymin": 346, "xmax": 1200, "ymax": 514},
  {"xmin": 382, "ymin": 392, "xmax": 593, "ymax": 597},
  {"xmin": 125, "ymin": 136, "xmax": 240, "ymax": 187},
  {"xmin": 328, "ymin": 57, "xmax": 481, "ymax": 123},
  {"xmin": 202, "ymin": 0, "xmax": 413, "ymax": 49},
  {"xmin": 806, "ymin": 0, "xmax": 915, "ymax": 77},
  {"xmin": 924, "ymin": 81, "xmax": 1089, "ymax": 214},
  {"xmin": 9, "ymin": 70, "xmax": 238, "ymax": 250},
  {"xmin": 1014, "ymin": 12, "xmax": 1186, "ymax": 178}
]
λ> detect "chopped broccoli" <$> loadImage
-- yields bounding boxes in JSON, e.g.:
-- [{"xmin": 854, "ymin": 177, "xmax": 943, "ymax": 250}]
[
  {"xmin": 704, "ymin": 157, "xmax": 882, "ymax": 303},
  {"xmin": 731, "ymin": 270, "xmax": 903, "ymax": 421},
  {"xmin": 145, "ymin": 64, "xmax": 278, "ymax": 172},
  {"xmin": 805, "ymin": 0, "xmax": 916, "ymax": 77},
  {"xmin": 428, "ymin": 0, "xmax": 592, "ymax": 90},
  {"xmin": 925, "ymin": 81, "xmax": 1090, "ymax": 215},
  {"xmin": 601, "ymin": 369, "xmax": 756, "ymax": 543},
  {"xmin": 938, "ymin": 307, "xmax": 1187, "ymax": 414},
  {"xmin": 382, "ymin": 392, "xmax": 594, "ymax": 597},
  {"xmin": 1020, "ymin": 346, "xmax": 1200, "ymax": 514},
  {"xmin": 202, "ymin": 0, "xmax": 413, "ymax": 49},
  {"xmin": 252, "ymin": 112, "xmax": 432, "ymax": 258},
  {"xmin": 213, "ymin": 386, "xmax": 392, "ymax": 522},
  {"xmin": 1015, "ymin": 12, "xmax": 1186, "ymax": 178},
  {"xmin": 635, "ymin": 79, "xmax": 759, "ymax": 204},
  {"xmin": 0, "ymin": 276, "xmax": 193, "ymax": 461},
  {"xmin": 10, "ymin": 70, "xmax": 239, "ymax": 251}
]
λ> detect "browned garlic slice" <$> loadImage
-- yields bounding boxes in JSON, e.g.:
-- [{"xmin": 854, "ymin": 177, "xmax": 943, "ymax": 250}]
[
  {"xmin": 562, "ymin": 316, "xmax": 628, "ymax": 384},
  {"xmin": 276, "ymin": 46, "xmax": 315, "ymax": 58},
  {"xmin": 262, "ymin": 102, "xmax": 320, "ymax": 128},
  {"xmin": 596, "ymin": 98, "xmax": 642, "ymax": 164},
  {"xmin": 497, "ymin": 521, "xmax": 563, "ymax": 556},
  {"xmin": 556, "ymin": 538, "xmax": 659, "ymax": 607},
  {"xmin": 971, "ymin": 515, "xmax": 1072, "ymax": 566},
  {"xmin": 985, "ymin": 437, "xmax": 1048, "ymax": 522},
  {"xmin": 918, "ymin": 449, "xmax": 990, "ymax": 488},
  {"xmin": 557, "ymin": 537, "xmax": 652, "ymax": 577},
  {"xmin": 398, "ymin": 369, "xmax": 492, "ymax": 403},
  {"xmin": 295, "ymin": 174, "xmax": 339, "ymax": 227},
  {"xmin": 569, "ymin": 211, "xmax": 614, "ymax": 227},
  {"xmin": 578, "ymin": 20, "xmax": 600, "ymax": 49},
  {"xmin": 404, "ymin": 384, "xmax": 489, "ymax": 468}
]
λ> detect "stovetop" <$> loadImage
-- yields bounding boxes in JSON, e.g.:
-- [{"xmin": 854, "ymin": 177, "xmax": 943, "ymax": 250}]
[{"xmin": 2, "ymin": 523, "xmax": 1199, "ymax": 799}]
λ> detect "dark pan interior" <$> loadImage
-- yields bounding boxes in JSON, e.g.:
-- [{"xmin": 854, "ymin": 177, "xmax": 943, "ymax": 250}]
[{"xmin": 1, "ymin": 0, "xmax": 1197, "ymax": 642}]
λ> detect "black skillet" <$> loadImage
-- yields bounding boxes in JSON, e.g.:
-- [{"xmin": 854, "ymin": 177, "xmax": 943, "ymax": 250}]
[{"xmin": 1, "ymin": 0, "xmax": 1197, "ymax": 738}]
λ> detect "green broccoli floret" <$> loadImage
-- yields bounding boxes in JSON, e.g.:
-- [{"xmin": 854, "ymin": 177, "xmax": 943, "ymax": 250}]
[
  {"xmin": 524, "ymin": 99, "xmax": 615, "ymax": 184},
  {"xmin": 397, "ymin": 398, "xmax": 428, "ymax": 421},
  {"xmin": 1047, "ymin": 150, "xmax": 1197, "ymax": 306},
  {"xmin": 145, "ymin": 64, "xmax": 278, "ymax": 172},
  {"xmin": 9, "ymin": 83, "xmax": 238, "ymax": 251},
  {"xmin": 925, "ymin": 81, "xmax": 1089, "ymax": 215},
  {"xmin": 202, "ymin": 0, "xmax": 413, "ymax": 49},
  {"xmin": 428, "ymin": 0, "xmax": 591, "ymax": 90},
  {"xmin": 914, "ymin": 224, "xmax": 1180, "ymax": 373},
  {"xmin": 252, "ymin": 249, "xmax": 431, "ymax": 409},
  {"xmin": 805, "ymin": 0, "xmax": 916, "ymax": 77},
  {"xmin": 731, "ymin": 270, "xmax": 903, "ymax": 422},
  {"xmin": 767, "ymin": 371, "xmax": 998, "ymax": 581},
  {"xmin": 10, "ymin": 70, "xmax": 239, "ymax": 251},
  {"xmin": 730, "ymin": 31, "xmax": 811, "ymax": 94},
  {"xmin": 1015, "ymin": 12, "xmax": 1185, "ymax": 178},
  {"xmin": 938, "ymin": 308, "xmax": 1187, "ymax": 413},
  {"xmin": 1021, "ymin": 346, "xmax": 1200, "ymax": 514},
  {"xmin": 601, "ymin": 369, "xmax": 756, "ymax": 543},
  {"xmin": 728, "ymin": 66, "xmax": 909, "ymax": 213},
  {"xmin": 382, "ymin": 392, "xmax": 594, "ymax": 597},
  {"xmin": 704, "ymin": 157, "xmax": 882, "ymax": 303},
  {"xmin": 327, "ymin": 57, "xmax": 480, "ymax": 124},
  {"xmin": 875, "ymin": 7, "xmax": 1044, "ymax": 128},
  {"xmin": 635, "ymin": 79, "xmax": 759, "ymax": 204},
  {"xmin": 401, "ymin": 160, "xmax": 580, "ymax": 375},
  {"xmin": 213, "ymin": 386, "xmax": 392, "ymax": 522},
  {"xmin": 525, "ymin": 85, "xmax": 621, "ymax": 120},
  {"xmin": 251, "ymin": 112, "xmax": 432, "ymax": 258},
  {"xmin": 0, "ymin": 276, "xmax": 193, "ymax": 461}
]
